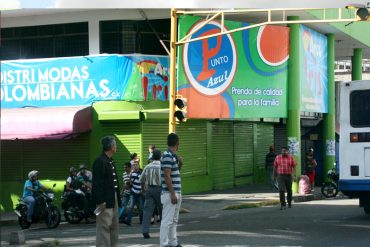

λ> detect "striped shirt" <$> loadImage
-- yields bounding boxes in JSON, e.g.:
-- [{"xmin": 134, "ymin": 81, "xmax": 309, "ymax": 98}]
[
  {"xmin": 139, "ymin": 160, "xmax": 161, "ymax": 187},
  {"xmin": 273, "ymin": 154, "xmax": 297, "ymax": 175},
  {"xmin": 130, "ymin": 170, "xmax": 142, "ymax": 194},
  {"xmin": 122, "ymin": 171, "xmax": 130, "ymax": 194},
  {"xmin": 161, "ymin": 149, "xmax": 181, "ymax": 193}
]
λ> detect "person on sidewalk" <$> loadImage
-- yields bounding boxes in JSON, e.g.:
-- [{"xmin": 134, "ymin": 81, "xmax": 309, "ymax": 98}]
[
  {"xmin": 265, "ymin": 145, "xmax": 277, "ymax": 189},
  {"xmin": 272, "ymin": 147, "xmax": 297, "ymax": 210},
  {"xmin": 304, "ymin": 147, "xmax": 317, "ymax": 191},
  {"xmin": 119, "ymin": 162, "xmax": 132, "ymax": 224},
  {"xmin": 92, "ymin": 136, "xmax": 121, "ymax": 247},
  {"xmin": 126, "ymin": 159, "xmax": 143, "ymax": 225},
  {"xmin": 140, "ymin": 149, "xmax": 163, "ymax": 239},
  {"xmin": 160, "ymin": 133, "xmax": 182, "ymax": 247}
]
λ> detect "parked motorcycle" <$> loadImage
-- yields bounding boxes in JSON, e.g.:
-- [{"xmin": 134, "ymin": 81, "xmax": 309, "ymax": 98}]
[
  {"xmin": 321, "ymin": 168, "xmax": 339, "ymax": 198},
  {"xmin": 61, "ymin": 189, "xmax": 93, "ymax": 224},
  {"xmin": 14, "ymin": 183, "xmax": 61, "ymax": 229}
]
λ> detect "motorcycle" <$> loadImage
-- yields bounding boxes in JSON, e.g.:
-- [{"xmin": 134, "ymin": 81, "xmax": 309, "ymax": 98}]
[
  {"xmin": 61, "ymin": 189, "xmax": 94, "ymax": 224},
  {"xmin": 321, "ymin": 168, "xmax": 339, "ymax": 198},
  {"xmin": 14, "ymin": 183, "xmax": 61, "ymax": 229}
]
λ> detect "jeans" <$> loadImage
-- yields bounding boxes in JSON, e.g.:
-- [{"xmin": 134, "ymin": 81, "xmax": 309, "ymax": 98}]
[
  {"xmin": 160, "ymin": 192, "xmax": 182, "ymax": 247},
  {"xmin": 126, "ymin": 192, "xmax": 143, "ymax": 224},
  {"xmin": 119, "ymin": 192, "xmax": 131, "ymax": 220},
  {"xmin": 277, "ymin": 174, "xmax": 293, "ymax": 206},
  {"xmin": 142, "ymin": 186, "xmax": 162, "ymax": 234},
  {"xmin": 23, "ymin": 196, "xmax": 35, "ymax": 222}
]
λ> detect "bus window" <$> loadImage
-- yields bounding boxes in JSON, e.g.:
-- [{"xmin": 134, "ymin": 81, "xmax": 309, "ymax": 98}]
[{"xmin": 350, "ymin": 89, "xmax": 370, "ymax": 127}]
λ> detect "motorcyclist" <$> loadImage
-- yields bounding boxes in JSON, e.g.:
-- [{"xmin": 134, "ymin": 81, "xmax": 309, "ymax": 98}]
[
  {"xmin": 64, "ymin": 167, "xmax": 89, "ymax": 221},
  {"xmin": 22, "ymin": 170, "xmax": 47, "ymax": 223},
  {"xmin": 77, "ymin": 164, "xmax": 93, "ymax": 213},
  {"xmin": 77, "ymin": 164, "xmax": 92, "ymax": 194}
]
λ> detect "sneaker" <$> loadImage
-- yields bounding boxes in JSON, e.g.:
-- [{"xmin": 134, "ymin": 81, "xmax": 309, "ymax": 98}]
[
  {"xmin": 143, "ymin": 233, "xmax": 150, "ymax": 239},
  {"xmin": 288, "ymin": 203, "xmax": 292, "ymax": 208},
  {"xmin": 280, "ymin": 205, "xmax": 286, "ymax": 210}
]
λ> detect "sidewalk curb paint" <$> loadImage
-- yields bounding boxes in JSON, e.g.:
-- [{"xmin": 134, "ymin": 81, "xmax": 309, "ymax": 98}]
[{"xmin": 223, "ymin": 200, "xmax": 280, "ymax": 210}]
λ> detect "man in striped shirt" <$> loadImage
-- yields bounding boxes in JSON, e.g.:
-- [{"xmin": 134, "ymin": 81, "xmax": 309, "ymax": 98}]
[
  {"xmin": 140, "ymin": 149, "xmax": 162, "ymax": 239},
  {"xmin": 160, "ymin": 133, "xmax": 182, "ymax": 247},
  {"xmin": 272, "ymin": 147, "xmax": 297, "ymax": 210},
  {"xmin": 126, "ymin": 159, "xmax": 143, "ymax": 225}
]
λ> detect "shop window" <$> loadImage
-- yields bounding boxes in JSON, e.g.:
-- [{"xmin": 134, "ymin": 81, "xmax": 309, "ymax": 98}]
[
  {"xmin": 100, "ymin": 19, "xmax": 170, "ymax": 55},
  {"xmin": 1, "ymin": 22, "xmax": 88, "ymax": 60}
]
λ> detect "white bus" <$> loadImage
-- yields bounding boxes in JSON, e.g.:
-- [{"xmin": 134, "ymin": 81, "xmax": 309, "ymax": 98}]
[{"xmin": 339, "ymin": 80, "xmax": 370, "ymax": 214}]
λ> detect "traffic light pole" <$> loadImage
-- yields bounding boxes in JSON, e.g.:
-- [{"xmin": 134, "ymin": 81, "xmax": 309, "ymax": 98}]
[{"xmin": 169, "ymin": 8, "xmax": 178, "ymax": 134}]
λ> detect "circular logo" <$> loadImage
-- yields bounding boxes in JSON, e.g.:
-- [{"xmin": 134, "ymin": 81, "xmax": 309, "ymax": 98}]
[
  {"xmin": 183, "ymin": 21, "xmax": 237, "ymax": 96},
  {"xmin": 257, "ymin": 25, "xmax": 289, "ymax": 66}
]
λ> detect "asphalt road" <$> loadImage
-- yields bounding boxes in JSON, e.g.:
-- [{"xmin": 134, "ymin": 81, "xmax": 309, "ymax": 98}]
[{"xmin": 1, "ymin": 198, "xmax": 370, "ymax": 246}]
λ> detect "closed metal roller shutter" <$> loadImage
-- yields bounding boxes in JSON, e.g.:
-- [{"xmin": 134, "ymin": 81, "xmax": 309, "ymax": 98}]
[
  {"xmin": 176, "ymin": 120, "xmax": 208, "ymax": 177},
  {"xmin": 142, "ymin": 121, "xmax": 168, "ymax": 164},
  {"xmin": 211, "ymin": 121, "xmax": 234, "ymax": 190},
  {"xmin": 100, "ymin": 122, "xmax": 141, "ymax": 176},
  {"xmin": 233, "ymin": 122, "xmax": 254, "ymax": 186},
  {"xmin": 1, "ymin": 140, "xmax": 23, "ymax": 182},
  {"xmin": 254, "ymin": 123, "xmax": 274, "ymax": 183},
  {"xmin": 18, "ymin": 134, "xmax": 90, "ymax": 181},
  {"xmin": 274, "ymin": 124, "xmax": 287, "ymax": 154}
]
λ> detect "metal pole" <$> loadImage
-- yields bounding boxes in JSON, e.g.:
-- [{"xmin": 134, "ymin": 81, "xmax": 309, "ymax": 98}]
[
  {"xmin": 169, "ymin": 8, "xmax": 178, "ymax": 134},
  {"xmin": 323, "ymin": 33, "xmax": 336, "ymax": 182},
  {"xmin": 352, "ymin": 48, "xmax": 363, "ymax": 80},
  {"xmin": 287, "ymin": 16, "xmax": 301, "ymax": 193}
]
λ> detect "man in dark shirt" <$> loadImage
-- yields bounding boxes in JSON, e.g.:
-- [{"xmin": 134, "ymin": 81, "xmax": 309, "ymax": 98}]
[
  {"xmin": 92, "ymin": 136, "xmax": 121, "ymax": 247},
  {"xmin": 265, "ymin": 146, "xmax": 277, "ymax": 189}
]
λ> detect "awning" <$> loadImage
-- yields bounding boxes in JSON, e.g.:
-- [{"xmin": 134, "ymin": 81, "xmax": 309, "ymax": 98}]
[{"xmin": 1, "ymin": 106, "xmax": 92, "ymax": 140}]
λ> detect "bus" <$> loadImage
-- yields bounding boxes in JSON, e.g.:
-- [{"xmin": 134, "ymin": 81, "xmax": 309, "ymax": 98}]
[{"xmin": 339, "ymin": 80, "xmax": 370, "ymax": 214}]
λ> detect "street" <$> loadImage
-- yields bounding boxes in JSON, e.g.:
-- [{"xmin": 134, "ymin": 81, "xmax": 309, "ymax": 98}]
[{"xmin": 1, "ymin": 197, "xmax": 370, "ymax": 246}]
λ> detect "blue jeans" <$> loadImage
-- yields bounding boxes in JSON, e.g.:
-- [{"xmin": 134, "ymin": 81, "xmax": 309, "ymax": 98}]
[
  {"xmin": 119, "ymin": 192, "xmax": 131, "ymax": 220},
  {"xmin": 126, "ymin": 192, "xmax": 143, "ymax": 224},
  {"xmin": 23, "ymin": 196, "xmax": 35, "ymax": 222}
]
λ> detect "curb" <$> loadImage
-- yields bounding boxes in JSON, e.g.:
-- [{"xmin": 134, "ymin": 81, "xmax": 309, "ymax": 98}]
[{"xmin": 223, "ymin": 200, "xmax": 280, "ymax": 210}]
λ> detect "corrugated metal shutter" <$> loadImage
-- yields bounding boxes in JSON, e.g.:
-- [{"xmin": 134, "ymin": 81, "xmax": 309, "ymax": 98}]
[
  {"xmin": 142, "ymin": 121, "xmax": 169, "ymax": 163},
  {"xmin": 1, "ymin": 140, "xmax": 23, "ymax": 182},
  {"xmin": 233, "ymin": 122, "xmax": 254, "ymax": 186},
  {"xmin": 274, "ymin": 124, "xmax": 287, "ymax": 154},
  {"xmin": 100, "ymin": 122, "xmax": 141, "ymax": 176},
  {"xmin": 176, "ymin": 120, "xmax": 208, "ymax": 177},
  {"xmin": 254, "ymin": 123, "xmax": 274, "ymax": 183},
  {"xmin": 21, "ymin": 134, "xmax": 90, "ymax": 180},
  {"xmin": 211, "ymin": 121, "xmax": 234, "ymax": 190}
]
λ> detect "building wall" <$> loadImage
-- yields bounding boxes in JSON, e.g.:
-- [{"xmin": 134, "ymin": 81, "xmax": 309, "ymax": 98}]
[{"xmin": 0, "ymin": 100, "xmax": 275, "ymax": 212}]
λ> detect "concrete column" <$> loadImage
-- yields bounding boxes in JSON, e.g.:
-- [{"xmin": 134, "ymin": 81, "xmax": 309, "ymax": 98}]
[
  {"xmin": 287, "ymin": 16, "xmax": 301, "ymax": 193},
  {"xmin": 322, "ymin": 33, "xmax": 336, "ymax": 182},
  {"xmin": 88, "ymin": 18, "xmax": 100, "ymax": 55},
  {"xmin": 351, "ymin": 48, "xmax": 363, "ymax": 80}
]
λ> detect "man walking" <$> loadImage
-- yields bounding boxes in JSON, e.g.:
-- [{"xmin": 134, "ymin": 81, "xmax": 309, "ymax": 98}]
[
  {"xmin": 160, "ymin": 133, "xmax": 182, "ymax": 247},
  {"xmin": 140, "ymin": 149, "xmax": 162, "ymax": 239},
  {"xmin": 92, "ymin": 136, "xmax": 121, "ymax": 247},
  {"xmin": 272, "ymin": 147, "xmax": 297, "ymax": 210}
]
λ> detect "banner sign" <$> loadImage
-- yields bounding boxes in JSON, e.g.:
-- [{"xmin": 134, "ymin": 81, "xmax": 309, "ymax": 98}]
[
  {"xmin": 177, "ymin": 15, "xmax": 289, "ymax": 119},
  {"xmin": 1, "ymin": 54, "xmax": 169, "ymax": 108},
  {"xmin": 300, "ymin": 25, "xmax": 328, "ymax": 113}
]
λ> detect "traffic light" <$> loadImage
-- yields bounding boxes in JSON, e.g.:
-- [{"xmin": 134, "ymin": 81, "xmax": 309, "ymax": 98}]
[
  {"xmin": 346, "ymin": 4, "xmax": 370, "ymax": 21},
  {"xmin": 174, "ymin": 97, "xmax": 187, "ymax": 122}
]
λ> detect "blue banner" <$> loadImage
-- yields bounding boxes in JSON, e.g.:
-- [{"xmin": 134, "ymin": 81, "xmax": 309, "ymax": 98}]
[
  {"xmin": 300, "ymin": 25, "xmax": 328, "ymax": 113},
  {"xmin": 1, "ymin": 54, "xmax": 169, "ymax": 108}
]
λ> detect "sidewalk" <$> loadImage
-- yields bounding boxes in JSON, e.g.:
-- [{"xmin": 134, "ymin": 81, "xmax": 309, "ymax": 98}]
[{"xmin": 0, "ymin": 184, "xmax": 323, "ymax": 226}]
